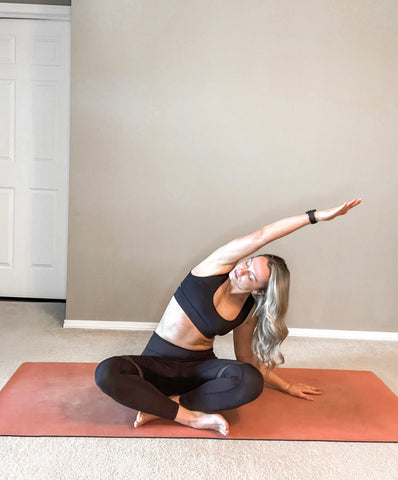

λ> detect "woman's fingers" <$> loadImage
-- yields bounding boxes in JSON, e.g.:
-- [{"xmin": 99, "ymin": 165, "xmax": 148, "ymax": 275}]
[
  {"xmin": 298, "ymin": 383, "xmax": 323, "ymax": 394},
  {"xmin": 318, "ymin": 198, "xmax": 361, "ymax": 221},
  {"xmin": 295, "ymin": 388, "xmax": 315, "ymax": 401},
  {"xmin": 339, "ymin": 200, "xmax": 356, "ymax": 214},
  {"xmin": 287, "ymin": 383, "xmax": 323, "ymax": 401},
  {"xmin": 301, "ymin": 394, "xmax": 314, "ymax": 401},
  {"xmin": 344, "ymin": 198, "xmax": 362, "ymax": 212},
  {"xmin": 292, "ymin": 383, "xmax": 323, "ymax": 400}
]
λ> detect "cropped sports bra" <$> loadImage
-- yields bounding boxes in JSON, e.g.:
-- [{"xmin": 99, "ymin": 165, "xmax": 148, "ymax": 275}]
[{"xmin": 173, "ymin": 271, "xmax": 255, "ymax": 339}]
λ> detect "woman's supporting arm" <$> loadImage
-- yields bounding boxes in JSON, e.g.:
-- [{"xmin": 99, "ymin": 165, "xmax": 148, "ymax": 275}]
[
  {"xmin": 233, "ymin": 314, "xmax": 322, "ymax": 401},
  {"xmin": 203, "ymin": 198, "xmax": 361, "ymax": 268}
]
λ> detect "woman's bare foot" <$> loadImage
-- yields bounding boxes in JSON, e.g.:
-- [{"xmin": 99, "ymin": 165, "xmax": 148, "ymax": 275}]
[
  {"xmin": 134, "ymin": 395, "xmax": 180, "ymax": 429},
  {"xmin": 133, "ymin": 396, "xmax": 230, "ymax": 436},
  {"xmin": 133, "ymin": 411, "xmax": 161, "ymax": 428},
  {"xmin": 175, "ymin": 406, "xmax": 230, "ymax": 436}
]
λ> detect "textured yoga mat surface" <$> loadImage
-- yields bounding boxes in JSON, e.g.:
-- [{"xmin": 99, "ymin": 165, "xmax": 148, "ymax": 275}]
[{"xmin": 0, "ymin": 362, "xmax": 397, "ymax": 441}]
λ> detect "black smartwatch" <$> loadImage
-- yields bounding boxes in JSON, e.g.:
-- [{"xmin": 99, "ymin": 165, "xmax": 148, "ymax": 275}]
[{"xmin": 305, "ymin": 209, "xmax": 318, "ymax": 224}]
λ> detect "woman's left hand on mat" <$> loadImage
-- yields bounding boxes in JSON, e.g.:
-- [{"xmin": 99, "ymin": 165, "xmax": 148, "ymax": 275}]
[{"xmin": 284, "ymin": 383, "xmax": 323, "ymax": 401}]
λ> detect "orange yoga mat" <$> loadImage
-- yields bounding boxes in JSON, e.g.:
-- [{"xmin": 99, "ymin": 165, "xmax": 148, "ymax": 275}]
[{"xmin": 0, "ymin": 362, "xmax": 397, "ymax": 441}]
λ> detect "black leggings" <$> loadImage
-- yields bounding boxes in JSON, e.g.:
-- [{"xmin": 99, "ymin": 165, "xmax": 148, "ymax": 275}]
[{"xmin": 95, "ymin": 332, "xmax": 264, "ymax": 420}]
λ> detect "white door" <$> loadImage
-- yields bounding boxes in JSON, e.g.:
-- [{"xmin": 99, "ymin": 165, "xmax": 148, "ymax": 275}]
[{"xmin": 0, "ymin": 18, "xmax": 70, "ymax": 299}]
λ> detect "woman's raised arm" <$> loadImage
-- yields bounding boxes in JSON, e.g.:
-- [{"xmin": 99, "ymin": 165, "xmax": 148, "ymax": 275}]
[{"xmin": 201, "ymin": 198, "xmax": 361, "ymax": 268}]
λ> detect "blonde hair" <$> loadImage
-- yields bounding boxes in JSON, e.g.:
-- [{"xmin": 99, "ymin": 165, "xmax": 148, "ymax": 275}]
[{"xmin": 251, "ymin": 254, "xmax": 290, "ymax": 370}]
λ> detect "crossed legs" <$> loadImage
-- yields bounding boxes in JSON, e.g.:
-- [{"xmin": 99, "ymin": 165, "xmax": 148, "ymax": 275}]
[{"xmin": 95, "ymin": 355, "xmax": 263, "ymax": 435}]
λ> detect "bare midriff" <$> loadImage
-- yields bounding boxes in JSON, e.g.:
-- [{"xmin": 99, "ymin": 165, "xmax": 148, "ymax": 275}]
[{"xmin": 155, "ymin": 297, "xmax": 215, "ymax": 351}]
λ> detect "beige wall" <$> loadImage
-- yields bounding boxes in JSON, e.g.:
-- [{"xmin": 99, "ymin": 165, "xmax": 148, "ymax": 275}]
[{"xmin": 66, "ymin": 0, "xmax": 398, "ymax": 332}]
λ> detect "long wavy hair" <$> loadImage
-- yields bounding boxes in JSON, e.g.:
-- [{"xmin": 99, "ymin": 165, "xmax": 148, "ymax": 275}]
[{"xmin": 251, "ymin": 254, "xmax": 290, "ymax": 370}]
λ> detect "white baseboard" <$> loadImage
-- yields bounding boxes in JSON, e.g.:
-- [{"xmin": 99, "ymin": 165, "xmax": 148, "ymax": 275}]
[
  {"xmin": 287, "ymin": 328, "xmax": 397, "ymax": 341},
  {"xmin": 63, "ymin": 320, "xmax": 158, "ymax": 331},
  {"xmin": 63, "ymin": 320, "xmax": 398, "ymax": 341}
]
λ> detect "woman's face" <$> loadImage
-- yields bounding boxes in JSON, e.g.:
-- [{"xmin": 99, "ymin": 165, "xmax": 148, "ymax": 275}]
[{"xmin": 229, "ymin": 256, "xmax": 270, "ymax": 294}]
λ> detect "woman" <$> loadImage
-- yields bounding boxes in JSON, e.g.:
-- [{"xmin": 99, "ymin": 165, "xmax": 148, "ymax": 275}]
[{"xmin": 95, "ymin": 198, "xmax": 361, "ymax": 436}]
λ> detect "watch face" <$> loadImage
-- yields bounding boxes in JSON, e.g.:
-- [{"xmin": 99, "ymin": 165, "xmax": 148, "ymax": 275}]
[{"xmin": 305, "ymin": 210, "xmax": 317, "ymax": 223}]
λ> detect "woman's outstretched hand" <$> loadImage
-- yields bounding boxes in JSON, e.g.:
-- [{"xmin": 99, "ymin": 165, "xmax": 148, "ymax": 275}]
[
  {"xmin": 284, "ymin": 382, "xmax": 323, "ymax": 401},
  {"xmin": 315, "ymin": 198, "xmax": 361, "ymax": 222}
]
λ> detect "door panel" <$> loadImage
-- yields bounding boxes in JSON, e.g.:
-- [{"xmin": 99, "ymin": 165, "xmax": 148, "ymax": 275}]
[{"xmin": 0, "ymin": 19, "xmax": 70, "ymax": 298}]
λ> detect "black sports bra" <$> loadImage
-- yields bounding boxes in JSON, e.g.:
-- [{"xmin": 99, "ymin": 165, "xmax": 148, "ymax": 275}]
[{"xmin": 173, "ymin": 271, "xmax": 255, "ymax": 339}]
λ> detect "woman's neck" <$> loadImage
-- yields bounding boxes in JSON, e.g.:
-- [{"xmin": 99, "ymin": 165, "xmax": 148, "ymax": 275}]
[{"xmin": 224, "ymin": 278, "xmax": 251, "ymax": 299}]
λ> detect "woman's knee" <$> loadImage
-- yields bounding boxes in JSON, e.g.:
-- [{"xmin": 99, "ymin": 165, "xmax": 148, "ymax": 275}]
[
  {"xmin": 223, "ymin": 362, "xmax": 264, "ymax": 402},
  {"xmin": 241, "ymin": 363, "xmax": 264, "ymax": 401},
  {"xmin": 94, "ymin": 356, "xmax": 128, "ymax": 392}
]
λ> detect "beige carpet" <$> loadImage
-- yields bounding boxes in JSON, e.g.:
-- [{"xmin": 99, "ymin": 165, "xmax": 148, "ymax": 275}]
[{"xmin": 0, "ymin": 300, "xmax": 397, "ymax": 480}]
